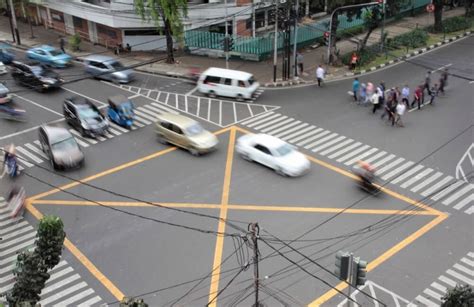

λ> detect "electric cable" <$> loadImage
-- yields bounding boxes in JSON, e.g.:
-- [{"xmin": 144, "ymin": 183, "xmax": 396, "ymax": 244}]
[{"xmin": 206, "ymin": 266, "xmax": 246, "ymax": 306}]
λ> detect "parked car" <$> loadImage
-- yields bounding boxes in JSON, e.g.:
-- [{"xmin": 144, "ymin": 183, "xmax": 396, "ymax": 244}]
[
  {"xmin": 155, "ymin": 113, "xmax": 218, "ymax": 156},
  {"xmin": 0, "ymin": 82, "xmax": 12, "ymax": 103},
  {"xmin": 38, "ymin": 124, "xmax": 84, "ymax": 170},
  {"xmin": 26, "ymin": 45, "xmax": 72, "ymax": 68},
  {"xmin": 0, "ymin": 48, "xmax": 14, "ymax": 64},
  {"xmin": 11, "ymin": 61, "xmax": 63, "ymax": 92},
  {"xmin": 197, "ymin": 67, "xmax": 260, "ymax": 101},
  {"xmin": 63, "ymin": 96, "xmax": 109, "ymax": 138},
  {"xmin": 236, "ymin": 133, "xmax": 310, "ymax": 177},
  {"xmin": 83, "ymin": 55, "xmax": 134, "ymax": 83}
]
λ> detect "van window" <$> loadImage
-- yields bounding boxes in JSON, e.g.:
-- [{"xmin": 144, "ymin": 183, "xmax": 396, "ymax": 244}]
[
  {"xmin": 223, "ymin": 78, "xmax": 232, "ymax": 86},
  {"xmin": 172, "ymin": 125, "xmax": 183, "ymax": 135},
  {"xmin": 204, "ymin": 76, "xmax": 220, "ymax": 84},
  {"xmin": 160, "ymin": 122, "xmax": 171, "ymax": 130},
  {"xmin": 238, "ymin": 80, "xmax": 246, "ymax": 87},
  {"xmin": 90, "ymin": 61, "xmax": 107, "ymax": 69},
  {"xmin": 248, "ymin": 76, "xmax": 256, "ymax": 85}
]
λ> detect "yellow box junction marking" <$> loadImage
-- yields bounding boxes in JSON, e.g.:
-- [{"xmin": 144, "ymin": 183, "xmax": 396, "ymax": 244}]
[{"xmin": 28, "ymin": 126, "xmax": 445, "ymax": 305}]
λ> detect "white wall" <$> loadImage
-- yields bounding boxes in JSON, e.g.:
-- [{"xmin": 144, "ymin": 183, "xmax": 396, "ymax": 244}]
[{"xmin": 122, "ymin": 35, "xmax": 169, "ymax": 51}]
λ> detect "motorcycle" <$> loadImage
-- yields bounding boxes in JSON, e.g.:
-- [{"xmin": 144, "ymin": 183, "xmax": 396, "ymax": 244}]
[
  {"xmin": 0, "ymin": 101, "xmax": 26, "ymax": 122},
  {"xmin": 354, "ymin": 168, "xmax": 380, "ymax": 194}
]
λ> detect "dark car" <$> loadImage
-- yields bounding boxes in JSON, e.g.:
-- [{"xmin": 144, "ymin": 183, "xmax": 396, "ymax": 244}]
[
  {"xmin": 11, "ymin": 61, "xmax": 62, "ymax": 92},
  {"xmin": 0, "ymin": 49, "xmax": 14, "ymax": 64},
  {"xmin": 63, "ymin": 96, "xmax": 109, "ymax": 138},
  {"xmin": 38, "ymin": 124, "xmax": 84, "ymax": 170}
]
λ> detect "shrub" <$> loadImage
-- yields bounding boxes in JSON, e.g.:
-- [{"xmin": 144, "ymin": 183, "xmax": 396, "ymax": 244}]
[
  {"xmin": 69, "ymin": 33, "xmax": 81, "ymax": 51},
  {"xmin": 386, "ymin": 28, "xmax": 428, "ymax": 50},
  {"xmin": 341, "ymin": 45, "xmax": 378, "ymax": 66},
  {"xmin": 426, "ymin": 16, "xmax": 472, "ymax": 33}
]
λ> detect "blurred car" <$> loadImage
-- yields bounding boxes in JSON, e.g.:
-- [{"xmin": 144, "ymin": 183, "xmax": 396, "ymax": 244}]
[
  {"xmin": 83, "ymin": 55, "xmax": 134, "ymax": 83},
  {"xmin": 63, "ymin": 96, "xmax": 109, "ymax": 138},
  {"xmin": 107, "ymin": 94, "xmax": 134, "ymax": 128},
  {"xmin": 0, "ymin": 62, "xmax": 7, "ymax": 75},
  {"xmin": 11, "ymin": 61, "xmax": 63, "ymax": 92},
  {"xmin": 38, "ymin": 124, "xmax": 84, "ymax": 170},
  {"xmin": 0, "ymin": 82, "xmax": 12, "ymax": 103},
  {"xmin": 0, "ymin": 48, "xmax": 14, "ymax": 64},
  {"xmin": 26, "ymin": 45, "xmax": 72, "ymax": 68},
  {"xmin": 155, "ymin": 113, "xmax": 218, "ymax": 156},
  {"xmin": 236, "ymin": 134, "xmax": 310, "ymax": 177}
]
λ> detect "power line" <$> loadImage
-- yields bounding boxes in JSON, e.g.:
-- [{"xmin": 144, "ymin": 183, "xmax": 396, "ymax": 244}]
[{"xmin": 207, "ymin": 266, "xmax": 246, "ymax": 306}]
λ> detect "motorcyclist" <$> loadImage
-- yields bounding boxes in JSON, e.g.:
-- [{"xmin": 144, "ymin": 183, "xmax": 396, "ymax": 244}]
[
  {"xmin": 6, "ymin": 186, "xmax": 26, "ymax": 218},
  {"xmin": 1, "ymin": 144, "xmax": 19, "ymax": 179},
  {"xmin": 356, "ymin": 160, "xmax": 376, "ymax": 186}
]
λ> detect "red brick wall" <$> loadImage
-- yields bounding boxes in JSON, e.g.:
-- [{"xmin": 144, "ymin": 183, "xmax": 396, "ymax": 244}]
[
  {"xmin": 236, "ymin": 20, "xmax": 251, "ymax": 36},
  {"xmin": 74, "ymin": 17, "xmax": 89, "ymax": 41},
  {"xmin": 96, "ymin": 23, "xmax": 122, "ymax": 47},
  {"xmin": 236, "ymin": 0, "xmax": 252, "ymax": 6},
  {"xmin": 49, "ymin": 9, "xmax": 65, "ymax": 32}
]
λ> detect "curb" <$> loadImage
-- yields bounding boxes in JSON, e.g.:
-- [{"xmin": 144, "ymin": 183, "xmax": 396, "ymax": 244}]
[
  {"xmin": 134, "ymin": 67, "xmax": 196, "ymax": 83},
  {"xmin": 347, "ymin": 30, "xmax": 472, "ymax": 78}
]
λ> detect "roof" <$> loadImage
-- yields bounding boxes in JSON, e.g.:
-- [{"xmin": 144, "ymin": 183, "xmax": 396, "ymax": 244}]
[
  {"xmin": 37, "ymin": 45, "xmax": 56, "ymax": 51},
  {"xmin": 253, "ymin": 134, "xmax": 287, "ymax": 149},
  {"xmin": 66, "ymin": 96, "xmax": 90, "ymax": 106},
  {"xmin": 42, "ymin": 125, "xmax": 73, "ymax": 142},
  {"xmin": 83, "ymin": 54, "xmax": 117, "ymax": 63},
  {"xmin": 202, "ymin": 67, "xmax": 253, "ymax": 80},
  {"xmin": 108, "ymin": 94, "xmax": 129, "ymax": 105},
  {"xmin": 157, "ymin": 113, "xmax": 196, "ymax": 127}
]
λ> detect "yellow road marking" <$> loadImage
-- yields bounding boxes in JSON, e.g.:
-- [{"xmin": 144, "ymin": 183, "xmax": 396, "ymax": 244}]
[
  {"xmin": 25, "ymin": 200, "xmax": 125, "ymax": 300},
  {"xmin": 310, "ymin": 212, "xmax": 447, "ymax": 306},
  {"xmin": 31, "ymin": 200, "xmax": 221, "ymax": 209},
  {"xmin": 208, "ymin": 127, "xmax": 236, "ymax": 307}
]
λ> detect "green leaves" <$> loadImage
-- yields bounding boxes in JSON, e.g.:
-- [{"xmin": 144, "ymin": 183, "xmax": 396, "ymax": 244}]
[
  {"xmin": 36, "ymin": 215, "xmax": 66, "ymax": 269},
  {"xmin": 441, "ymin": 284, "xmax": 473, "ymax": 307}
]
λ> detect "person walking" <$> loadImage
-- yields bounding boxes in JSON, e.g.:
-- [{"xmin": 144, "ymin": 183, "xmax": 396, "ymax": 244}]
[
  {"xmin": 352, "ymin": 78, "xmax": 359, "ymax": 102},
  {"xmin": 401, "ymin": 84, "xmax": 410, "ymax": 104},
  {"xmin": 422, "ymin": 71, "xmax": 431, "ymax": 102},
  {"xmin": 350, "ymin": 52, "xmax": 358, "ymax": 70},
  {"xmin": 381, "ymin": 88, "xmax": 395, "ymax": 121},
  {"xmin": 441, "ymin": 68, "xmax": 449, "ymax": 87},
  {"xmin": 395, "ymin": 99, "xmax": 407, "ymax": 127},
  {"xmin": 411, "ymin": 85, "xmax": 422, "ymax": 110},
  {"xmin": 296, "ymin": 52, "xmax": 304, "ymax": 75},
  {"xmin": 316, "ymin": 65, "xmax": 325, "ymax": 87},
  {"xmin": 429, "ymin": 83, "xmax": 439, "ymax": 105},
  {"xmin": 359, "ymin": 83, "xmax": 367, "ymax": 105},
  {"xmin": 371, "ymin": 90, "xmax": 380, "ymax": 114},
  {"xmin": 59, "ymin": 36, "xmax": 65, "ymax": 53}
]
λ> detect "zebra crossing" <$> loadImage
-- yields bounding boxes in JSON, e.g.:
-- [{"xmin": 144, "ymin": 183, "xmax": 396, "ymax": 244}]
[
  {"xmin": 409, "ymin": 251, "xmax": 474, "ymax": 306},
  {"xmin": 240, "ymin": 112, "xmax": 474, "ymax": 215},
  {"xmin": 0, "ymin": 198, "xmax": 103, "ymax": 306},
  {"xmin": 0, "ymin": 101, "xmax": 178, "ymax": 171}
]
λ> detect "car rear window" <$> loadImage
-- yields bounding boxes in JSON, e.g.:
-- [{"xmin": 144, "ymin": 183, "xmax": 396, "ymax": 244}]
[{"xmin": 49, "ymin": 50, "xmax": 63, "ymax": 56}]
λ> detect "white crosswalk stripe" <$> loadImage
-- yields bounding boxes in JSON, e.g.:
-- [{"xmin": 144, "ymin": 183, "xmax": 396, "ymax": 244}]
[
  {"xmin": 24, "ymin": 143, "xmax": 48, "ymax": 159},
  {"xmin": 240, "ymin": 112, "xmax": 473, "ymax": 215},
  {"xmin": 16, "ymin": 146, "xmax": 43, "ymax": 164},
  {"xmin": 0, "ymin": 198, "xmax": 104, "ymax": 306}
]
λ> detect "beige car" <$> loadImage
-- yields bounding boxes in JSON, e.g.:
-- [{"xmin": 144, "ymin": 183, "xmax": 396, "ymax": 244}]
[{"xmin": 155, "ymin": 113, "xmax": 219, "ymax": 155}]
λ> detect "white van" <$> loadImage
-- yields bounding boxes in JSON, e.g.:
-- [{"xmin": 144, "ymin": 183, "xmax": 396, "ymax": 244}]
[{"xmin": 197, "ymin": 67, "xmax": 260, "ymax": 101}]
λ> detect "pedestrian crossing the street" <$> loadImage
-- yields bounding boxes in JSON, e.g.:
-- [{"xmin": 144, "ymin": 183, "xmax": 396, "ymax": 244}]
[
  {"xmin": 409, "ymin": 251, "xmax": 474, "ymax": 307},
  {"xmin": 240, "ymin": 112, "xmax": 474, "ymax": 215},
  {"xmin": 0, "ymin": 198, "xmax": 103, "ymax": 306},
  {"xmin": 0, "ymin": 101, "xmax": 178, "ymax": 172}
]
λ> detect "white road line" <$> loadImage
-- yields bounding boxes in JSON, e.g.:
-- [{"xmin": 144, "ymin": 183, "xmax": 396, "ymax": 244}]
[
  {"xmin": 137, "ymin": 107, "xmax": 160, "ymax": 120},
  {"xmin": 47, "ymin": 267, "xmax": 74, "ymax": 283},
  {"xmin": 131, "ymin": 119, "xmax": 145, "ymax": 127},
  {"xmin": 1, "ymin": 232, "xmax": 36, "ymax": 248},
  {"xmin": 241, "ymin": 111, "xmax": 274, "ymax": 125},
  {"xmin": 372, "ymin": 154, "xmax": 396, "ymax": 168},
  {"xmin": 78, "ymin": 296, "xmax": 102, "ymax": 307},
  {"xmin": 461, "ymin": 257, "xmax": 474, "ymax": 267},
  {"xmin": 423, "ymin": 288, "xmax": 443, "ymax": 301},
  {"xmin": 1, "ymin": 227, "xmax": 34, "ymax": 242},
  {"xmin": 247, "ymin": 104, "xmax": 254, "ymax": 117},
  {"xmin": 261, "ymin": 117, "xmax": 294, "ymax": 133},
  {"xmin": 13, "ymin": 94, "xmax": 63, "ymax": 116},
  {"xmin": 185, "ymin": 95, "xmax": 188, "ymax": 113},
  {"xmin": 375, "ymin": 157, "xmax": 405, "ymax": 176},
  {"xmin": 207, "ymin": 99, "xmax": 211, "ymax": 121},
  {"xmin": 452, "ymin": 194, "xmax": 473, "ymax": 210},
  {"xmin": 453, "ymin": 263, "xmax": 474, "ymax": 276},
  {"xmin": 270, "ymin": 121, "xmax": 303, "ymax": 136},
  {"xmin": 296, "ymin": 130, "xmax": 329, "ymax": 147},
  {"xmin": 41, "ymin": 274, "xmax": 81, "ymax": 295},
  {"xmin": 0, "ymin": 239, "xmax": 35, "ymax": 257},
  {"xmin": 432, "ymin": 63, "xmax": 452, "ymax": 73},
  {"xmin": 232, "ymin": 101, "xmax": 238, "ymax": 124},
  {"xmin": 59, "ymin": 288, "xmax": 95, "ymax": 305},
  {"xmin": 165, "ymin": 93, "xmax": 170, "ymax": 105},
  {"xmin": 304, "ymin": 132, "xmax": 338, "ymax": 149},
  {"xmin": 446, "ymin": 269, "xmax": 474, "ymax": 285},
  {"xmin": 414, "ymin": 295, "xmax": 438, "ymax": 307},
  {"xmin": 108, "ymin": 127, "xmax": 122, "ymax": 136},
  {"xmin": 254, "ymin": 116, "xmax": 288, "ymax": 130},
  {"xmin": 15, "ymin": 153, "xmax": 34, "ymax": 168},
  {"xmin": 411, "ymin": 172, "xmax": 443, "ymax": 193},
  {"xmin": 382, "ymin": 161, "xmax": 415, "ymax": 181},
  {"xmin": 150, "ymin": 102, "xmax": 179, "ymax": 114},
  {"xmin": 0, "ymin": 221, "xmax": 29, "ymax": 236},
  {"xmin": 219, "ymin": 100, "xmax": 222, "ymax": 126},
  {"xmin": 280, "ymin": 125, "xmax": 314, "ymax": 141},
  {"xmin": 24, "ymin": 143, "xmax": 48, "ymax": 159},
  {"xmin": 363, "ymin": 150, "xmax": 387, "ymax": 164},
  {"xmin": 61, "ymin": 87, "xmax": 107, "ymax": 107},
  {"xmin": 0, "ymin": 118, "xmax": 65, "ymax": 141},
  {"xmin": 16, "ymin": 146, "xmax": 43, "ymax": 164},
  {"xmin": 391, "ymin": 164, "xmax": 424, "ymax": 184},
  {"xmin": 197, "ymin": 98, "xmax": 201, "ymax": 117},
  {"xmin": 133, "ymin": 110, "xmax": 155, "ymax": 123},
  {"xmin": 69, "ymin": 130, "xmax": 97, "ymax": 145},
  {"xmin": 442, "ymin": 184, "xmax": 473, "ymax": 206},
  {"xmin": 142, "ymin": 104, "xmax": 163, "ymax": 115},
  {"xmin": 312, "ymin": 136, "xmax": 347, "ymax": 153},
  {"xmin": 337, "ymin": 145, "xmax": 370, "ymax": 163},
  {"xmin": 431, "ymin": 180, "xmax": 465, "ymax": 201},
  {"xmin": 431, "ymin": 282, "xmax": 447, "ymax": 294},
  {"xmin": 438, "ymin": 275, "xmax": 457, "ymax": 287},
  {"xmin": 40, "ymin": 282, "xmax": 88, "ymax": 305},
  {"xmin": 185, "ymin": 86, "xmax": 198, "ymax": 96},
  {"xmin": 128, "ymin": 94, "xmax": 141, "ymax": 99},
  {"xmin": 320, "ymin": 139, "xmax": 353, "ymax": 156},
  {"xmin": 247, "ymin": 113, "xmax": 281, "ymax": 128},
  {"xmin": 332, "ymin": 142, "xmax": 366, "ymax": 161},
  {"xmin": 95, "ymin": 135, "xmax": 107, "ymax": 142},
  {"xmin": 400, "ymin": 168, "xmax": 433, "ymax": 189},
  {"xmin": 109, "ymin": 122, "xmax": 129, "ymax": 133},
  {"xmin": 175, "ymin": 94, "xmax": 179, "ymax": 109}
]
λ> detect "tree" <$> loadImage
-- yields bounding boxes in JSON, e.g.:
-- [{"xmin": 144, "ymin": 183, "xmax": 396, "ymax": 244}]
[
  {"xmin": 35, "ymin": 215, "xmax": 66, "ymax": 269},
  {"xmin": 134, "ymin": 0, "xmax": 188, "ymax": 64},
  {"xmin": 433, "ymin": 0, "xmax": 444, "ymax": 32},
  {"xmin": 120, "ymin": 297, "xmax": 149, "ymax": 307},
  {"xmin": 441, "ymin": 284, "xmax": 474, "ymax": 307}
]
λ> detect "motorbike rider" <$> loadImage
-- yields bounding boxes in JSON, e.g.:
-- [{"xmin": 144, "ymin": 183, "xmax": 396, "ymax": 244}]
[
  {"xmin": 1, "ymin": 144, "xmax": 19, "ymax": 179},
  {"xmin": 356, "ymin": 160, "xmax": 376, "ymax": 186}
]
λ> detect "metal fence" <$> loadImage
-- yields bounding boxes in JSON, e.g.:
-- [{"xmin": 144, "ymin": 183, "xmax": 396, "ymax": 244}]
[{"xmin": 184, "ymin": 0, "xmax": 432, "ymax": 60}]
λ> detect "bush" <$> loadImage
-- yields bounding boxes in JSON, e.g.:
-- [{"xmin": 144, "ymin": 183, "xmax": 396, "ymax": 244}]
[
  {"xmin": 69, "ymin": 33, "xmax": 81, "ymax": 52},
  {"xmin": 386, "ymin": 28, "xmax": 428, "ymax": 50},
  {"xmin": 426, "ymin": 16, "xmax": 472, "ymax": 33},
  {"xmin": 341, "ymin": 45, "xmax": 378, "ymax": 66}
]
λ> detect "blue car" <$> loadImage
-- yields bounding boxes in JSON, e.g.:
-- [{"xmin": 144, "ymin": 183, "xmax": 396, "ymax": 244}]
[
  {"xmin": 107, "ymin": 94, "xmax": 134, "ymax": 128},
  {"xmin": 0, "ymin": 48, "xmax": 14, "ymax": 64},
  {"xmin": 26, "ymin": 45, "xmax": 72, "ymax": 68}
]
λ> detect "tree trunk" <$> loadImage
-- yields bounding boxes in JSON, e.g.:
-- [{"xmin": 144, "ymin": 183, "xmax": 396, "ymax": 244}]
[
  {"xmin": 329, "ymin": 11, "xmax": 339, "ymax": 64},
  {"xmin": 162, "ymin": 15, "xmax": 174, "ymax": 64},
  {"xmin": 360, "ymin": 27, "xmax": 374, "ymax": 51},
  {"xmin": 433, "ymin": 0, "xmax": 443, "ymax": 32}
]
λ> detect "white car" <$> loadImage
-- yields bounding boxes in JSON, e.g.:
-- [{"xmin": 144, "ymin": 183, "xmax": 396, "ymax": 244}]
[
  {"xmin": 236, "ymin": 133, "xmax": 310, "ymax": 177},
  {"xmin": 0, "ymin": 62, "xmax": 7, "ymax": 75}
]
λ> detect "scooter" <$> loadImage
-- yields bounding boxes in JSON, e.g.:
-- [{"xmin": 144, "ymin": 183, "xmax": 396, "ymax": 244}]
[
  {"xmin": 354, "ymin": 169, "xmax": 380, "ymax": 194},
  {"xmin": 0, "ymin": 102, "xmax": 26, "ymax": 122}
]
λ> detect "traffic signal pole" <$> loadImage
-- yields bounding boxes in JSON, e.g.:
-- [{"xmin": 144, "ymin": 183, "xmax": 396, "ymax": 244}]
[
  {"xmin": 8, "ymin": 0, "xmax": 20, "ymax": 45},
  {"xmin": 292, "ymin": 0, "xmax": 299, "ymax": 78},
  {"xmin": 348, "ymin": 253, "xmax": 354, "ymax": 307},
  {"xmin": 224, "ymin": 0, "xmax": 229, "ymax": 69},
  {"xmin": 273, "ymin": 0, "xmax": 278, "ymax": 82}
]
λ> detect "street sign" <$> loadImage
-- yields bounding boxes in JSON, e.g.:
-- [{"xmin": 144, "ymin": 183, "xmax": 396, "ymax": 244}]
[{"xmin": 426, "ymin": 4, "xmax": 435, "ymax": 13}]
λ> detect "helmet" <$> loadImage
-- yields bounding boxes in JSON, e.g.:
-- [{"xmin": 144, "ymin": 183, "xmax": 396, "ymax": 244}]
[{"xmin": 357, "ymin": 160, "xmax": 375, "ymax": 172}]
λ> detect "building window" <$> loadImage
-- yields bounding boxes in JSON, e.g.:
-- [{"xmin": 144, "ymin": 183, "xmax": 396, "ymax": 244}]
[
  {"xmin": 73, "ymin": 16, "xmax": 83, "ymax": 28},
  {"xmin": 124, "ymin": 29, "xmax": 163, "ymax": 36},
  {"xmin": 51, "ymin": 12, "xmax": 63, "ymax": 22},
  {"xmin": 97, "ymin": 24, "xmax": 117, "ymax": 39}
]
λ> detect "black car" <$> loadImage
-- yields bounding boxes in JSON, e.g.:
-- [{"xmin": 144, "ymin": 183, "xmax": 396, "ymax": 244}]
[
  {"xmin": 63, "ymin": 96, "xmax": 109, "ymax": 138},
  {"xmin": 11, "ymin": 61, "xmax": 62, "ymax": 92},
  {"xmin": 38, "ymin": 124, "xmax": 84, "ymax": 170}
]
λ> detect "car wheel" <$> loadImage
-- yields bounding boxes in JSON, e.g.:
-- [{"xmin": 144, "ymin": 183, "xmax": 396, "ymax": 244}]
[
  {"xmin": 236, "ymin": 94, "xmax": 245, "ymax": 102},
  {"xmin": 50, "ymin": 158, "xmax": 58, "ymax": 170},
  {"xmin": 208, "ymin": 91, "xmax": 216, "ymax": 98},
  {"xmin": 189, "ymin": 147, "xmax": 200, "ymax": 156},
  {"xmin": 241, "ymin": 152, "xmax": 252, "ymax": 161},
  {"xmin": 157, "ymin": 135, "xmax": 168, "ymax": 144}
]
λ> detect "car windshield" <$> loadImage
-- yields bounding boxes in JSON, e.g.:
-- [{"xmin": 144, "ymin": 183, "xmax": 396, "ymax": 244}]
[
  {"xmin": 31, "ymin": 66, "xmax": 44, "ymax": 76},
  {"xmin": 51, "ymin": 137, "xmax": 77, "ymax": 151},
  {"xmin": 248, "ymin": 76, "xmax": 256, "ymax": 85},
  {"xmin": 110, "ymin": 61, "xmax": 123, "ymax": 70},
  {"xmin": 275, "ymin": 143, "xmax": 294, "ymax": 156},
  {"xmin": 118, "ymin": 104, "xmax": 133, "ymax": 117},
  {"xmin": 185, "ymin": 123, "xmax": 204, "ymax": 136},
  {"xmin": 49, "ymin": 49, "xmax": 63, "ymax": 56},
  {"xmin": 78, "ymin": 105, "xmax": 100, "ymax": 119}
]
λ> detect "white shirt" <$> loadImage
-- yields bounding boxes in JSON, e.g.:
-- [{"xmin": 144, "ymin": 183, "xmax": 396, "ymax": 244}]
[
  {"xmin": 396, "ymin": 103, "xmax": 406, "ymax": 115},
  {"xmin": 371, "ymin": 92, "xmax": 379, "ymax": 104},
  {"xmin": 316, "ymin": 67, "xmax": 325, "ymax": 79}
]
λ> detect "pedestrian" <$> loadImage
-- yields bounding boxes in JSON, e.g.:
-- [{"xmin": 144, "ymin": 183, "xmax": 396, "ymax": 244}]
[
  {"xmin": 394, "ymin": 86, "xmax": 400, "ymax": 103},
  {"xmin": 297, "ymin": 52, "xmax": 304, "ymax": 75},
  {"xmin": 352, "ymin": 78, "xmax": 359, "ymax": 102},
  {"xmin": 381, "ymin": 88, "xmax": 395, "ymax": 121},
  {"xmin": 377, "ymin": 84, "xmax": 384, "ymax": 107},
  {"xmin": 395, "ymin": 99, "xmax": 407, "ymax": 127},
  {"xmin": 126, "ymin": 43, "xmax": 132, "ymax": 53},
  {"xmin": 59, "ymin": 36, "xmax": 65, "ymax": 53},
  {"xmin": 401, "ymin": 84, "xmax": 410, "ymax": 102},
  {"xmin": 423, "ymin": 71, "xmax": 431, "ymax": 102},
  {"xmin": 316, "ymin": 65, "xmax": 325, "ymax": 87},
  {"xmin": 429, "ymin": 83, "xmax": 438, "ymax": 105},
  {"xmin": 441, "ymin": 68, "xmax": 449, "ymax": 87},
  {"xmin": 411, "ymin": 85, "xmax": 422, "ymax": 110},
  {"xmin": 367, "ymin": 82, "xmax": 374, "ymax": 98},
  {"xmin": 350, "ymin": 52, "xmax": 358, "ymax": 70},
  {"xmin": 359, "ymin": 83, "xmax": 367, "ymax": 105},
  {"xmin": 438, "ymin": 75, "xmax": 445, "ymax": 95},
  {"xmin": 371, "ymin": 91, "xmax": 380, "ymax": 114}
]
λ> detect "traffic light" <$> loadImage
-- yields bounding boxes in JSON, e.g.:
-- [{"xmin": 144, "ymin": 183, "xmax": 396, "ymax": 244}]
[
  {"xmin": 335, "ymin": 251, "xmax": 350, "ymax": 281},
  {"xmin": 352, "ymin": 257, "xmax": 367, "ymax": 286},
  {"xmin": 323, "ymin": 31, "xmax": 330, "ymax": 46}
]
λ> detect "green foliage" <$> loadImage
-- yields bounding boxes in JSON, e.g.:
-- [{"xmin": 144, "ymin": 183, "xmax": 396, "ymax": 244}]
[
  {"xmin": 426, "ymin": 16, "xmax": 472, "ymax": 33},
  {"xmin": 386, "ymin": 28, "xmax": 428, "ymax": 50},
  {"xmin": 69, "ymin": 33, "xmax": 81, "ymax": 52},
  {"xmin": 36, "ymin": 215, "xmax": 66, "ymax": 269},
  {"xmin": 6, "ymin": 251, "xmax": 49, "ymax": 306},
  {"xmin": 441, "ymin": 284, "xmax": 473, "ymax": 307},
  {"xmin": 120, "ymin": 297, "xmax": 149, "ymax": 307},
  {"xmin": 341, "ymin": 45, "xmax": 378, "ymax": 66}
]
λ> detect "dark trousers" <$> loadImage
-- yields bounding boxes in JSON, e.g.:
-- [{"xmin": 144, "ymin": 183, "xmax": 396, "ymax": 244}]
[
  {"xmin": 353, "ymin": 91, "xmax": 358, "ymax": 101},
  {"xmin": 372, "ymin": 103, "xmax": 380, "ymax": 113},
  {"xmin": 317, "ymin": 78, "xmax": 322, "ymax": 86},
  {"xmin": 411, "ymin": 97, "xmax": 421, "ymax": 109}
]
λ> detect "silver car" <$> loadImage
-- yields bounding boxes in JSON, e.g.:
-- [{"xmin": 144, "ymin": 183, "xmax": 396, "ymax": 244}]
[{"xmin": 83, "ymin": 55, "xmax": 134, "ymax": 83}]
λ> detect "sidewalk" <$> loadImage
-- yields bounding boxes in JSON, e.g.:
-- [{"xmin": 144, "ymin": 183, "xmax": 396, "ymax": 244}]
[{"xmin": 0, "ymin": 7, "xmax": 467, "ymax": 87}]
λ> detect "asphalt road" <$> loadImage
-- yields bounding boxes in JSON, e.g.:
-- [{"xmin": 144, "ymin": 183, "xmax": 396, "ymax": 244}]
[{"xmin": 0, "ymin": 38, "xmax": 472, "ymax": 306}]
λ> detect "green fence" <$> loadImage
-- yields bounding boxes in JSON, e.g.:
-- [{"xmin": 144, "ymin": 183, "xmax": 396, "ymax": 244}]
[{"xmin": 185, "ymin": 0, "xmax": 432, "ymax": 60}]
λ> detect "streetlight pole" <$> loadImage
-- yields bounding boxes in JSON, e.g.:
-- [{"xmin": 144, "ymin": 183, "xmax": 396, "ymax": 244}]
[
  {"xmin": 8, "ymin": 0, "xmax": 20, "ymax": 45},
  {"xmin": 292, "ymin": 0, "xmax": 299, "ymax": 78},
  {"xmin": 273, "ymin": 0, "xmax": 278, "ymax": 82},
  {"xmin": 380, "ymin": 0, "xmax": 386, "ymax": 52},
  {"xmin": 224, "ymin": 0, "xmax": 229, "ymax": 69}
]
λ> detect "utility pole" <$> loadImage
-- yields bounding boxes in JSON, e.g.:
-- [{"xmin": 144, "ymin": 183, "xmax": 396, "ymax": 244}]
[
  {"xmin": 273, "ymin": 0, "xmax": 278, "ymax": 82},
  {"xmin": 224, "ymin": 0, "xmax": 229, "ymax": 69},
  {"xmin": 5, "ymin": 0, "xmax": 15, "ymax": 42},
  {"xmin": 380, "ymin": 0, "xmax": 386, "ymax": 52},
  {"xmin": 252, "ymin": 0, "xmax": 256, "ymax": 38},
  {"xmin": 8, "ymin": 0, "xmax": 20, "ymax": 45},
  {"xmin": 292, "ymin": 0, "xmax": 299, "ymax": 78},
  {"xmin": 348, "ymin": 253, "xmax": 354, "ymax": 307},
  {"xmin": 249, "ymin": 223, "xmax": 260, "ymax": 307}
]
